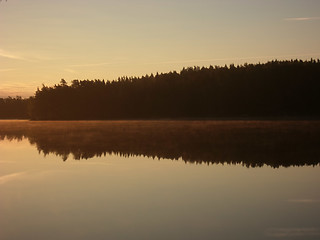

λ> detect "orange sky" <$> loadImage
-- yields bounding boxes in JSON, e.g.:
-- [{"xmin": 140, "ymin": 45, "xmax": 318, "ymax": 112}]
[{"xmin": 1, "ymin": 0, "xmax": 320, "ymax": 97}]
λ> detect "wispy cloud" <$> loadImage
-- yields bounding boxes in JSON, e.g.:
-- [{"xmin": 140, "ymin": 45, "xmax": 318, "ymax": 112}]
[
  {"xmin": 0, "ymin": 172, "xmax": 27, "ymax": 185},
  {"xmin": 0, "ymin": 49, "xmax": 55, "ymax": 62},
  {"xmin": 0, "ymin": 81, "xmax": 37, "ymax": 97},
  {"xmin": 285, "ymin": 17, "xmax": 320, "ymax": 21},
  {"xmin": 0, "ymin": 82, "xmax": 36, "ymax": 89},
  {"xmin": 266, "ymin": 228, "xmax": 320, "ymax": 238},
  {"xmin": 0, "ymin": 68, "xmax": 16, "ymax": 72},
  {"xmin": 64, "ymin": 68, "xmax": 77, "ymax": 74},
  {"xmin": 69, "ymin": 62, "xmax": 113, "ymax": 67},
  {"xmin": 0, "ymin": 49, "xmax": 25, "ymax": 60}
]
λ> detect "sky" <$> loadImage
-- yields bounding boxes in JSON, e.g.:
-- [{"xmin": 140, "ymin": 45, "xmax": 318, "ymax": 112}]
[{"xmin": 0, "ymin": 0, "xmax": 320, "ymax": 97}]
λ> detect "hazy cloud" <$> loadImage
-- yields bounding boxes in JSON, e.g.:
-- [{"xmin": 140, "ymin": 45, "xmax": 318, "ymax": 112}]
[
  {"xmin": 64, "ymin": 68, "xmax": 77, "ymax": 73},
  {"xmin": 0, "ymin": 68, "xmax": 16, "ymax": 72},
  {"xmin": 0, "ymin": 82, "xmax": 36, "ymax": 97},
  {"xmin": 69, "ymin": 62, "xmax": 113, "ymax": 67},
  {"xmin": 0, "ymin": 49, "xmax": 55, "ymax": 62},
  {"xmin": 142, "ymin": 53, "xmax": 320, "ymax": 66},
  {"xmin": 285, "ymin": 17, "xmax": 320, "ymax": 21},
  {"xmin": 69, "ymin": 54, "xmax": 320, "ymax": 69},
  {"xmin": 0, "ymin": 49, "xmax": 25, "ymax": 60}
]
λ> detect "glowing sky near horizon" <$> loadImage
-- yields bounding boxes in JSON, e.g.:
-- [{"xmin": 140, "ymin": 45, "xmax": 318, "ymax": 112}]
[{"xmin": 0, "ymin": 0, "xmax": 320, "ymax": 97}]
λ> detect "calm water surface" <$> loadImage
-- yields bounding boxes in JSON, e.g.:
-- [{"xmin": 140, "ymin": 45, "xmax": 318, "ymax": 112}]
[{"xmin": 1, "ymin": 121, "xmax": 320, "ymax": 240}]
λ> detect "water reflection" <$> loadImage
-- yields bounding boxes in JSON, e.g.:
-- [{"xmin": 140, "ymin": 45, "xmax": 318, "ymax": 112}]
[
  {"xmin": 266, "ymin": 228, "xmax": 320, "ymax": 238},
  {"xmin": 1, "ymin": 120, "xmax": 320, "ymax": 168}
]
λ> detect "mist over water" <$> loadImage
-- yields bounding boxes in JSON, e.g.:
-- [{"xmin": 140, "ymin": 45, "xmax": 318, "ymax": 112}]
[
  {"xmin": 1, "ymin": 120, "xmax": 320, "ymax": 167},
  {"xmin": 1, "ymin": 120, "xmax": 320, "ymax": 240}
]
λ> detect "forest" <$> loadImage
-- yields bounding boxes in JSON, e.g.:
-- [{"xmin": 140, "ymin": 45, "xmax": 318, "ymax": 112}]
[
  {"xmin": 0, "ymin": 96, "xmax": 29, "ymax": 119},
  {"xmin": 1, "ymin": 59, "xmax": 320, "ymax": 120}
]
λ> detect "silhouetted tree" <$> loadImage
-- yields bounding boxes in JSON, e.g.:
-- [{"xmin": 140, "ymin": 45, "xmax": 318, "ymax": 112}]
[
  {"xmin": 1, "ymin": 59, "xmax": 320, "ymax": 120},
  {"xmin": 0, "ymin": 97, "xmax": 29, "ymax": 119}
]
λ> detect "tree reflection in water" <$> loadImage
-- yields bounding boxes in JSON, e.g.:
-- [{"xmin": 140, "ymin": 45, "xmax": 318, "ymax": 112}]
[{"xmin": 1, "ymin": 120, "xmax": 320, "ymax": 168}]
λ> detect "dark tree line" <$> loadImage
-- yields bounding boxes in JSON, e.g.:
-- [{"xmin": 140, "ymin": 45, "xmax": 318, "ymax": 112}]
[
  {"xmin": 0, "ymin": 97, "xmax": 29, "ymax": 119},
  {"xmin": 1, "ymin": 59, "xmax": 320, "ymax": 119}
]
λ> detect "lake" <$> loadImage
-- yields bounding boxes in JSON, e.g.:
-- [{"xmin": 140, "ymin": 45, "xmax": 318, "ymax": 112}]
[{"xmin": 1, "ymin": 120, "xmax": 320, "ymax": 240}]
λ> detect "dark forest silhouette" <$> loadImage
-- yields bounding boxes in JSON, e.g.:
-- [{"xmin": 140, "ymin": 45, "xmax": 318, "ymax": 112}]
[
  {"xmin": 1, "ymin": 120, "xmax": 320, "ymax": 168},
  {"xmin": 1, "ymin": 59, "xmax": 320, "ymax": 120},
  {"xmin": 0, "ymin": 97, "xmax": 29, "ymax": 119}
]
